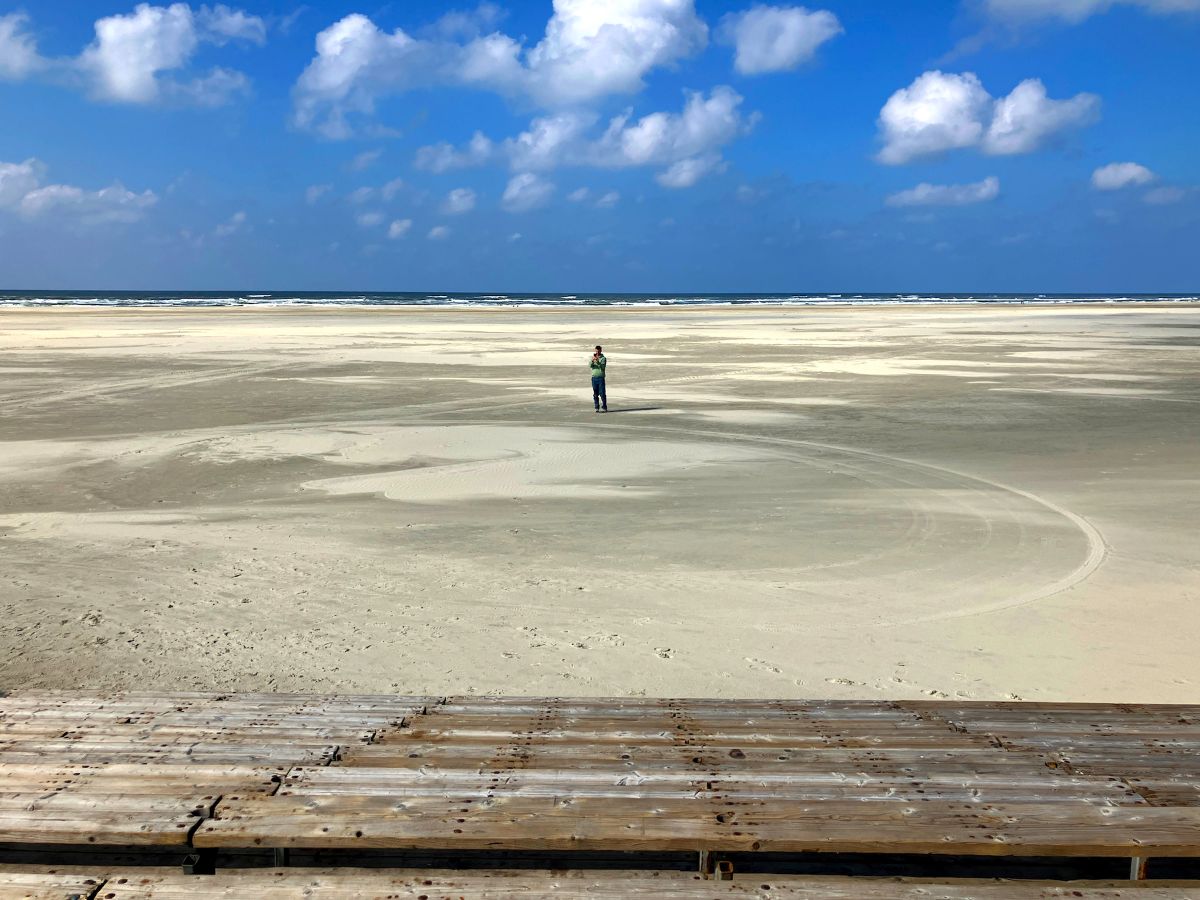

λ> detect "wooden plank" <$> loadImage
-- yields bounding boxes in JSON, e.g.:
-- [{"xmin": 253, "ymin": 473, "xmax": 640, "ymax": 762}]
[
  {"xmin": 278, "ymin": 766, "xmax": 1141, "ymax": 804},
  {"xmin": 81, "ymin": 870, "xmax": 1200, "ymax": 898},
  {"xmin": 0, "ymin": 808, "xmax": 197, "ymax": 846},
  {"xmin": 194, "ymin": 795, "xmax": 1200, "ymax": 856},
  {"xmin": 0, "ymin": 870, "xmax": 107, "ymax": 900},
  {"xmin": 0, "ymin": 764, "xmax": 285, "ymax": 795}
]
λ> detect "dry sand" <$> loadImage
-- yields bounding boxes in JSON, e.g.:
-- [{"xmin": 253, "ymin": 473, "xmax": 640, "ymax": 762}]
[{"xmin": 1, "ymin": 305, "xmax": 1197, "ymax": 700}]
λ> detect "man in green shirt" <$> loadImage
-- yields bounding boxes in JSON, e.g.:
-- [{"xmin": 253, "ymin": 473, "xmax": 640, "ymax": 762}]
[{"xmin": 590, "ymin": 345, "xmax": 608, "ymax": 413}]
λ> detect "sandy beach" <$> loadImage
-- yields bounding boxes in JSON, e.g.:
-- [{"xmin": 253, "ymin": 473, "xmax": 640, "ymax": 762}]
[{"xmin": 1, "ymin": 304, "xmax": 1197, "ymax": 701}]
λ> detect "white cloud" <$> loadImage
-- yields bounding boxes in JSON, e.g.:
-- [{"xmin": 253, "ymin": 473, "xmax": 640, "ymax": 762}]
[
  {"xmin": 428, "ymin": 225, "xmax": 451, "ymax": 240},
  {"xmin": 381, "ymin": 177, "xmax": 405, "ymax": 200},
  {"xmin": 718, "ymin": 5, "xmax": 842, "ymax": 75},
  {"xmin": 593, "ymin": 87, "xmax": 750, "ymax": 170},
  {"xmin": 293, "ymin": 1, "xmax": 709, "ymax": 136},
  {"xmin": 356, "ymin": 210, "xmax": 385, "ymax": 227},
  {"xmin": 77, "ymin": 3, "xmax": 264, "ymax": 106},
  {"xmin": 197, "ymin": 4, "xmax": 267, "ymax": 44},
  {"xmin": 502, "ymin": 173, "xmax": 555, "ymax": 212},
  {"xmin": 877, "ymin": 71, "xmax": 992, "ymax": 165},
  {"xmin": 508, "ymin": 231, "xmax": 523, "ymax": 241},
  {"xmin": 0, "ymin": 159, "xmax": 44, "ymax": 207},
  {"xmin": 442, "ymin": 187, "xmax": 477, "ymax": 214},
  {"xmin": 567, "ymin": 187, "xmax": 591, "ymax": 202},
  {"xmin": 1092, "ymin": 161, "xmax": 1155, "ymax": 190},
  {"xmin": 506, "ymin": 112, "xmax": 595, "ymax": 171},
  {"xmin": 387, "ymin": 218, "xmax": 412, "ymax": 239},
  {"xmin": 877, "ymin": 70, "xmax": 1098, "ymax": 164},
  {"xmin": 982, "ymin": 79, "xmax": 1099, "ymax": 155},
  {"xmin": 983, "ymin": 0, "xmax": 1200, "ymax": 24},
  {"xmin": 213, "ymin": 209, "xmax": 246, "ymax": 236},
  {"xmin": 415, "ymin": 132, "xmax": 494, "ymax": 172},
  {"xmin": 886, "ymin": 175, "xmax": 1000, "ymax": 206},
  {"xmin": 348, "ymin": 149, "xmax": 382, "ymax": 171},
  {"xmin": 0, "ymin": 157, "xmax": 157, "ymax": 224},
  {"xmin": 0, "ymin": 13, "xmax": 43, "ymax": 79},
  {"xmin": 348, "ymin": 186, "xmax": 375, "ymax": 204},
  {"xmin": 522, "ymin": 0, "xmax": 709, "ymax": 105},
  {"xmin": 656, "ymin": 153, "xmax": 726, "ymax": 187},
  {"xmin": 421, "ymin": 86, "xmax": 752, "ymax": 188},
  {"xmin": 170, "ymin": 66, "xmax": 249, "ymax": 106},
  {"xmin": 1143, "ymin": 186, "xmax": 1188, "ymax": 205},
  {"xmin": 596, "ymin": 190, "xmax": 621, "ymax": 208},
  {"xmin": 21, "ymin": 183, "xmax": 158, "ymax": 224}
]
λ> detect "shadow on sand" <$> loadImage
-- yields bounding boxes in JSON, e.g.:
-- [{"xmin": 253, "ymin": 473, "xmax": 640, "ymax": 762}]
[{"xmin": 601, "ymin": 407, "xmax": 663, "ymax": 414}]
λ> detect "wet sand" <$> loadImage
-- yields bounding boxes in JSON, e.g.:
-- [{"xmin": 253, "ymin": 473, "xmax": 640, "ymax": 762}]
[{"xmin": 1, "ymin": 304, "xmax": 1197, "ymax": 700}]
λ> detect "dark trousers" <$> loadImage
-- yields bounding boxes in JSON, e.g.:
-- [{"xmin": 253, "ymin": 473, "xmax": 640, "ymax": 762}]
[{"xmin": 591, "ymin": 376, "xmax": 607, "ymax": 410}]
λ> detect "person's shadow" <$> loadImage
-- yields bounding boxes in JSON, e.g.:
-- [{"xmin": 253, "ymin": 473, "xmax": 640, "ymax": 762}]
[{"xmin": 603, "ymin": 407, "xmax": 663, "ymax": 414}]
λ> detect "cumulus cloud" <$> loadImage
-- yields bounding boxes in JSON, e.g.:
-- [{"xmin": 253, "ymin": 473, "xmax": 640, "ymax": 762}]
[
  {"xmin": 877, "ymin": 70, "xmax": 1098, "ymax": 164},
  {"xmin": 0, "ymin": 5, "xmax": 263, "ymax": 106},
  {"xmin": 75, "ymin": 3, "xmax": 264, "ymax": 106},
  {"xmin": 886, "ymin": 175, "xmax": 1000, "ymax": 206},
  {"xmin": 441, "ymin": 188, "xmax": 477, "ymax": 214},
  {"xmin": 657, "ymin": 153, "xmax": 726, "ymax": 187},
  {"xmin": 414, "ymin": 132, "xmax": 495, "ymax": 172},
  {"xmin": 718, "ymin": 5, "xmax": 842, "ymax": 75},
  {"xmin": 197, "ymin": 4, "xmax": 267, "ymax": 44},
  {"xmin": 505, "ymin": 112, "xmax": 594, "ymax": 171},
  {"xmin": 0, "ymin": 160, "xmax": 44, "ymax": 207},
  {"xmin": 502, "ymin": 173, "xmax": 555, "ymax": 212},
  {"xmin": 0, "ymin": 157, "xmax": 157, "ymax": 224},
  {"xmin": 595, "ymin": 190, "xmax": 620, "ymax": 208},
  {"xmin": 387, "ymin": 218, "xmax": 412, "ymax": 239},
  {"xmin": 305, "ymin": 184, "xmax": 331, "ymax": 204},
  {"xmin": 983, "ymin": 0, "xmax": 1200, "ymax": 23},
  {"xmin": 356, "ymin": 210, "xmax": 385, "ymax": 227},
  {"xmin": 293, "ymin": 1, "xmax": 709, "ymax": 137},
  {"xmin": 877, "ymin": 72, "xmax": 992, "ymax": 164},
  {"xmin": 415, "ymin": 86, "xmax": 752, "ymax": 188},
  {"xmin": 983, "ymin": 78, "xmax": 1099, "ymax": 154},
  {"xmin": 0, "ymin": 13, "xmax": 43, "ymax": 79},
  {"xmin": 592, "ymin": 87, "xmax": 751, "ymax": 170},
  {"xmin": 1092, "ymin": 161, "xmax": 1155, "ymax": 190},
  {"xmin": 428, "ymin": 225, "xmax": 451, "ymax": 240},
  {"xmin": 567, "ymin": 187, "xmax": 591, "ymax": 202}
]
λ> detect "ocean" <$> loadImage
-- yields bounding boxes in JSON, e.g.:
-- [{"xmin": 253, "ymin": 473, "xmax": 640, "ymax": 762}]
[{"xmin": 0, "ymin": 291, "xmax": 1195, "ymax": 308}]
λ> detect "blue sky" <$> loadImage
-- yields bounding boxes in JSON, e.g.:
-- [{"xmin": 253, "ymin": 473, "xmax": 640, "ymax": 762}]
[{"xmin": 0, "ymin": 0, "xmax": 1196, "ymax": 291}]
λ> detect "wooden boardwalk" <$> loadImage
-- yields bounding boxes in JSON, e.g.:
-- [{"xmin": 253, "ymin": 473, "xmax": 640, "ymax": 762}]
[{"xmin": 0, "ymin": 692, "xmax": 1198, "ymax": 896}]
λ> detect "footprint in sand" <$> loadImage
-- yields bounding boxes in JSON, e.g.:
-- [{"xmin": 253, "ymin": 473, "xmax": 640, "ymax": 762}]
[
  {"xmin": 655, "ymin": 647, "xmax": 674, "ymax": 660},
  {"xmin": 586, "ymin": 633, "xmax": 626, "ymax": 648},
  {"xmin": 745, "ymin": 657, "xmax": 782, "ymax": 674},
  {"xmin": 825, "ymin": 677, "xmax": 864, "ymax": 686}
]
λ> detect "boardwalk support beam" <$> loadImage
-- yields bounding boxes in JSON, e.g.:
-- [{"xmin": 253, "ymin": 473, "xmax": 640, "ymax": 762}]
[{"xmin": 1130, "ymin": 856, "xmax": 1148, "ymax": 880}]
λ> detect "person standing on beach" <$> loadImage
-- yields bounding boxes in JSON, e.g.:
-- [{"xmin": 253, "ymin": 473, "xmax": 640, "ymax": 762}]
[{"xmin": 590, "ymin": 345, "xmax": 608, "ymax": 413}]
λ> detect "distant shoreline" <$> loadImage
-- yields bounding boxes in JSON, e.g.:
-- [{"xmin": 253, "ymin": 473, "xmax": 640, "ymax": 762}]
[
  {"xmin": 3, "ymin": 300, "xmax": 1200, "ymax": 314},
  {"xmin": 1, "ymin": 292, "xmax": 1198, "ymax": 312}
]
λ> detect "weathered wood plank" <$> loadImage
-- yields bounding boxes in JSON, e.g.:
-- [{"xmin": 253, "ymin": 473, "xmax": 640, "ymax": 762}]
[
  {"xmin": 0, "ymin": 869, "xmax": 107, "ymax": 900},
  {"xmin": 82, "ymin": 870, "xmax": 1200, "ymax": 898},
  {"xmin": 194, "ymin": 795, "xmax": 1200, "ymax": 856}
]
